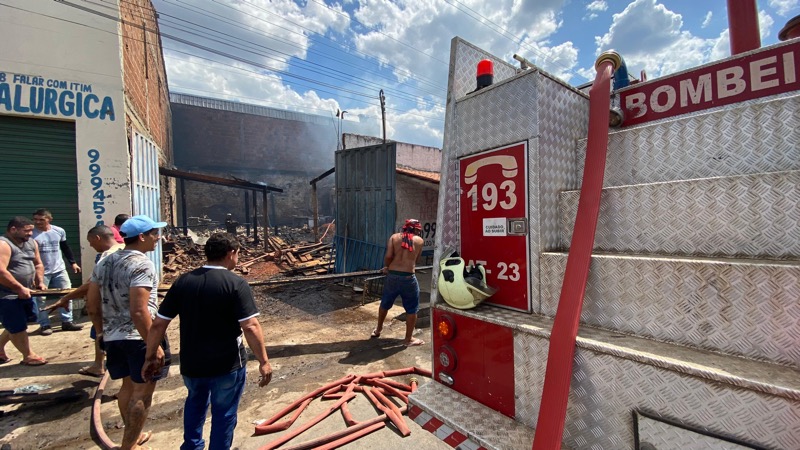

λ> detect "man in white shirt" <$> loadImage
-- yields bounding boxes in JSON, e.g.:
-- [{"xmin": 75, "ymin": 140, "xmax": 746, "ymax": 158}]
[{"xmin": 32, "ymin": 208, "xmax": 82, "ymax": 335}]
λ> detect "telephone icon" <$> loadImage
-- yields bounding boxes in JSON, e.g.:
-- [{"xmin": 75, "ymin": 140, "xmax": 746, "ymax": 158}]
[{"xmin": 464, "ymin": 155, "xmax": 518, "ymax": 185}]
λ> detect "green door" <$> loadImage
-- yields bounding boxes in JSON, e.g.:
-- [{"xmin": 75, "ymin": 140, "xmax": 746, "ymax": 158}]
[{"xmin": 0, "ymin": 115, "xmax": 82, "ymax": 287}]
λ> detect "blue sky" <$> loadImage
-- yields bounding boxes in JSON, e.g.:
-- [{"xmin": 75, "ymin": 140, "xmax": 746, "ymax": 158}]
[{"xmin": 151, "ymin": 0, "xmax": 800, "ymax": 148}]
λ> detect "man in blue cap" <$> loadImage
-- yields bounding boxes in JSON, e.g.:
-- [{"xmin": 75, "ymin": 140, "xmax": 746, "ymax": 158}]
[{"xmin": 87, "ymin": 214, "xmax": 170, "ymax": 450}]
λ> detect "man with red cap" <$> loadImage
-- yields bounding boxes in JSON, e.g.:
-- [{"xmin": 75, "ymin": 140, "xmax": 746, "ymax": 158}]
[{"xmin": 371, "ymin": 219, "xmax": 425, "ymax": 346}]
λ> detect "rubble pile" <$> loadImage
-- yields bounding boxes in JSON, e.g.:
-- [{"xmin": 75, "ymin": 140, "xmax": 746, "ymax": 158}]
[{"xmin": 161, "ymin": 224, "xmax": 335, "ymax": 285}]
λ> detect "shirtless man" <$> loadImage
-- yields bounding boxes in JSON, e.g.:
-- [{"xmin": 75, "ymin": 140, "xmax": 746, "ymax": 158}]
[{"xmin": 371, "ymin": 219, "xmax": 425, "ymax": 346}]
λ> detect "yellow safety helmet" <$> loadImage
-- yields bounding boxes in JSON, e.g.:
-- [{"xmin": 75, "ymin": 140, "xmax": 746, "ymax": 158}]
[{"xmin": 438, "ymin": 254, "xmax": 497, "ymax": 309}]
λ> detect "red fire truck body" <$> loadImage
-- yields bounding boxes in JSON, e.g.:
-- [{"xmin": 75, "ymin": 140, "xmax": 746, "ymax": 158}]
[{"xmin": 407, "ymin": 36, "xmax": 800, "ymax": 450}]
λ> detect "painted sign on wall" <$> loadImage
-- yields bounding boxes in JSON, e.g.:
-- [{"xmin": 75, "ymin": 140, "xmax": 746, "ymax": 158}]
[
  {"xmin": 620, "ymin": 39, "xmax": 799, "ymax": 127},
  {"xmin": 0, "ymin": 72, "xmax": 115, "ymax": 120}
]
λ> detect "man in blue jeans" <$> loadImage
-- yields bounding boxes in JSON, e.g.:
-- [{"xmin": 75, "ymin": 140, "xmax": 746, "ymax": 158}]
[
  {"xmin": 142, "ymin": 233, "xmax": 272, "ymax": 450},
  {"xmin": 32, "ymin": 209, "xmax": 83, "ymax": 335},
  {"xmin": 371, "ymin": 219, "xmax": 426, "ymax": 346}
]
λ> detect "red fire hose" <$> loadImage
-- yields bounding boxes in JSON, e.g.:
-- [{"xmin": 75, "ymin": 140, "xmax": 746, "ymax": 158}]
[
  {"xmin": 90, "ymin": 372, "xmax": 116, "ymax": 450},
  {"xmin": 531, "ymin": 51, "xmax": 621, "ymax": 450},
  {"xmin": 255, "ymin": 367, "xmax": 429, "ymax": 449}
]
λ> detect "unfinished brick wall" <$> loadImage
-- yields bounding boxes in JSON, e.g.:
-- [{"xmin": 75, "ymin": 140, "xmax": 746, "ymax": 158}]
[
  {"xmin": 171, "ymin": 103, "xmax": 335, "ymax": 173},
  {"xmin": 119, "ymin": 0, "xmax": 174, "ymax": 222},
  {"xmin": 171, "ymin": 102, "xmax": 339, "ymax": 226}
]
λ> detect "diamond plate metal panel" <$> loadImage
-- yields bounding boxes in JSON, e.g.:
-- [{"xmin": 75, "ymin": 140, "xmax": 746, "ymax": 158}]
[
  {"xmin": 454, "ymin": 73, "xmax": 539, "ymax": 155},
  {"xmin": 409, "ymin": 382, "xmax": 537, "ymax": 450},
  {"xmin": 560, "ymin": 171, "xmax": 800, "ymax": 259},
  {"xmin": 540, "ymin": 252, "xmax": 800, "ymax": 369},
  {"xmin": 437, "ymin": 69, "xmax": 589, "ymax": 314},
  {"xmin": 430, "ymin": 304, "xmax": 800, "ymax": 449},
  {"xmin": 514, "ymin": 332, "xmax": 800, "ymax": 450},
  {"xmin": 451, "ymin": 38, "xmax": 518, "ymax": 101},
  {"xmin": 536, "ymin": 75, "xmax": 589, "ymax": 252},
  {"xmin": 637, "ymin": 414, "xmax": 754, "ymax": 450},
  {"xmin": 576, "ymin": 93, "xmax": 800, "ymax": 188}
]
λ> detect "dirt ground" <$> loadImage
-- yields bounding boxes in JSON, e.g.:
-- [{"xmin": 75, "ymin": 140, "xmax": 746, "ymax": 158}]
[{"xmin": 0, "ymin": 265, "xmax": 445, "ymax": 450}]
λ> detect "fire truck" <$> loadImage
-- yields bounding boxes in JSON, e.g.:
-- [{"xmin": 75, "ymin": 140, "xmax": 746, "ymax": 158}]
[{"xmin": 407, "ymin": 8, "xmax": 800, "ymax": 450}]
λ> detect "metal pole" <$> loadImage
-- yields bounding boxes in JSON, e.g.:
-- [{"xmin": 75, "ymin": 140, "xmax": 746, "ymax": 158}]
[
  {"xmin": 727, "ymin": 0, "xmax": 760, "ymax": 55},
  {"xmin": 180, "ymin": 178, "xmax": 188, "ymax": 236},
  {"xmin": 268, "ymin": 188, "xmax": 269, "ymax": 252},
  {"xmin": 312, "ymin": 182, "xmax": 319, "ymax": 242},
  {"xmin": 252, "ymin": 189, "xmax": 259, "ymax": 246},
  {"xmin": 341, "ymin": 111, "xmax": 348, "ymax": 150},
  {"xmin": 380, "ymin": 89, "xmax": 386, "ymax": 144},
  {"xmin": 244, "ymin": 191, "xmax": 250, "ymax": 237}
]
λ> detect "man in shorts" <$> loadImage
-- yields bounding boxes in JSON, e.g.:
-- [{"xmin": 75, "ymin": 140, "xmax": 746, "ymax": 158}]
[
  {"xmin": 0, "ymin": 217, "xmax": 48, "ymax": 365},
  {"xmin": 87, "ymin": 215, "xmax": 169, "ymax": 449},
  {"xmin": 371, "ymin": 219, "xmax": 425, "ymax": 346},
  {"xmin": 45, "ymin": 225, "xmax": 124, "ymax": 377}
]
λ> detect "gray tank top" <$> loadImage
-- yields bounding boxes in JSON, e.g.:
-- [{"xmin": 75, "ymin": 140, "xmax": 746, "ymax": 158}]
[{"xmin": 0, "ymin": 235, "xmax": 36, "ymax": 299}]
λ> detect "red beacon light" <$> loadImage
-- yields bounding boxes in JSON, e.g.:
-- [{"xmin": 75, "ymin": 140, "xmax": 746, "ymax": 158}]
[{"xmin": 474, "ymin": 59, "xmax": 494, "ymax": 92}]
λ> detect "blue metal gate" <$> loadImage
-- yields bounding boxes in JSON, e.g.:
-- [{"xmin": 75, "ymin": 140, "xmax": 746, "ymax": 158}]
[{"xmin": 334, "ymin": 143, "xmax": 396, "ymax": 273}]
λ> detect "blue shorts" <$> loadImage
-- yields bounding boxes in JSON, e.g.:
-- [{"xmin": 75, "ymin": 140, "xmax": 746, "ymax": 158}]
[
  {"xmin": 0, "ymin": 297, "xmax": 29, "ymax": 334},
  {"xmin": 105, "ymin": 338, "xmax": 171, "ymax": 383},
  {"xmin": 380, "ymin": 273, "xmax": 420, "ymax": 314}
]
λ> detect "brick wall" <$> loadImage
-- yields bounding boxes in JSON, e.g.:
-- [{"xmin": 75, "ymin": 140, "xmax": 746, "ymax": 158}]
[
  {"xmin": 120, "ymin": 0, "xmax": 174, "ymax": 222},
  {"xmin": 171, "ymin": 102, "xmax": 339, "ymax": 226},
  {"xmin": 172, "ymin": 103, "xmax": 336, "ymax": 173}
]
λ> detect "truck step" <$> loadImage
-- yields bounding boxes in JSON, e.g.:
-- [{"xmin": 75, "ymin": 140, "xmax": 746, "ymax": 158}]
[
  {"xmin": 428, "ymin": 305, "xmax": 800, "ymax": 450},
  {"xmin": 575, "ymin": 93, "xmax": 800, "ymax": 188},
  {"xmin": 558, "ymin": 170, "xmax": 800, "ymax": 259},
  {"xmin": 409, "ymin": 382, "xmax": 542, "ymax": 450},
  {"xmin": 540, "ymin": 252, "xmax": 800, "ymax": 369}
]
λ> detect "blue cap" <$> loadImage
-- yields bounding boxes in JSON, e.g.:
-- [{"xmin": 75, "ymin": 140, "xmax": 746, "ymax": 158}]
[{"xmin": 119, "ymin": 215, "xmax": 167, "ymax": 237}]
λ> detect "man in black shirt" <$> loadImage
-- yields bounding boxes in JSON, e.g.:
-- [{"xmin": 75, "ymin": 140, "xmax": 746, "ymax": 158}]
[{"xmin": 142, "ymin": 233, "xmax": 271, "ymax": 450}]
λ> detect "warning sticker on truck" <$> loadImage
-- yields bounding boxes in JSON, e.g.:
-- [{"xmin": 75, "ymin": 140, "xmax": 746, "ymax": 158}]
[{"xmin": 483, "ymin": 218, "xmax": 507, "ymax": 236}]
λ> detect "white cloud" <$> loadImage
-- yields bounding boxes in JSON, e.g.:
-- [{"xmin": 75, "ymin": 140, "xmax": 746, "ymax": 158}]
[
  {"xmin": 702, "ymin": 11, "xmax": 712, "ymax": 28},
  {"xmin": 593, "ymin": 0, "xmax": 723, "ymax": 79},
  {"xmin": 586, "ymin": 1, "xmax": 608, "ymax": 12},
  {"xmin": 759, "ymin": 9, "xmax": 776, "ymax": 40},
  {"xmin": 769, "ymin": 0, "xmax": 799, "ymax": 16},
  {"xmin": 351, "ymin": 0, "xmax": 578, "ymax": 87},
  {"xmin": 154, "ymin": 0, "xmax": 590, "ymax": 148}
]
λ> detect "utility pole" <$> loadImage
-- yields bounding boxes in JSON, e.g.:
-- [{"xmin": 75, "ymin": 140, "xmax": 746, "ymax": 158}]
[
  {"xmin": 379, "ymin": 89, "xmax": 386, "ymax": 143},
  {"xmin": 340, "ymin": 110, "xmax": 347, "ymax": 150},
  {"xmin": 336, "ymin": 109, "xmax": 348, "ymax": 150}
]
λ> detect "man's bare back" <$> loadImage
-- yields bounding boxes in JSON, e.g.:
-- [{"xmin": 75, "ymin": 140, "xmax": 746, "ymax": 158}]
[{"xmin": 385, "ymin": 233, "xmax": 424, "ymax": 273}]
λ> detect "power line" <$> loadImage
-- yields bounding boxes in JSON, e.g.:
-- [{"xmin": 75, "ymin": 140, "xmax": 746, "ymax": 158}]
[
  {"xmin": 200, "ymin": 0, "xmax": 447, "ymax": 91},
  {"xmin": 1, "ymin": 1, "xmax": 446, "ymax": 122},
  {"xmin": 107, "ymin": 0, "xmax": 446, "ymax": 105},
  {"xmin": 112, "ymin": 0, "xmax": 446, "ymax": 98},
  {"xmin": 54, "ymin": 0, "xmax": 425, "ymax": 105},
  {"xmin": 309, "ymin": 0, "xmax": 449, "ymax": 66},
  {"xmin": 162, "ymin": 46, "xmax": 444, "ymax": 120}
]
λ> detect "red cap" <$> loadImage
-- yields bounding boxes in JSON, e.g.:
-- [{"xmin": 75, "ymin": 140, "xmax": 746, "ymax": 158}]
[{"xmin": 477, "ymin": 59, "xmax": 494, "ymax": 77}]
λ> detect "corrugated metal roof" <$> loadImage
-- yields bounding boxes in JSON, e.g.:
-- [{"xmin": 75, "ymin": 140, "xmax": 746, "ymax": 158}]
[
  {"xmin": 170, "ymin": 92, "xmax": 335, "ymax": 126},
  {"xmin": 396, "ymin": 166, "xmax": 440, "ymax": 183}
]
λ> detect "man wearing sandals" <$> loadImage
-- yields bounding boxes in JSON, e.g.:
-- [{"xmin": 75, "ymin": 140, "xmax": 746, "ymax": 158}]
[
  {"xmin": 371, "ymin": 219, "xmax": 426, "ymax": 347},
  {"xmin": 0, "ymin": 217, "xmax": 48, "ymax": 366},
  {"xmin": 44, "ymin": 225, "xmax": 124, "ymax": 377},
  {"xmin": 142, "ymin": 232, "xmax": 272, "ymax": 450},
  {"xmin": 87, "ymin": 215, "xmax": 170, "ymax": 450}
]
